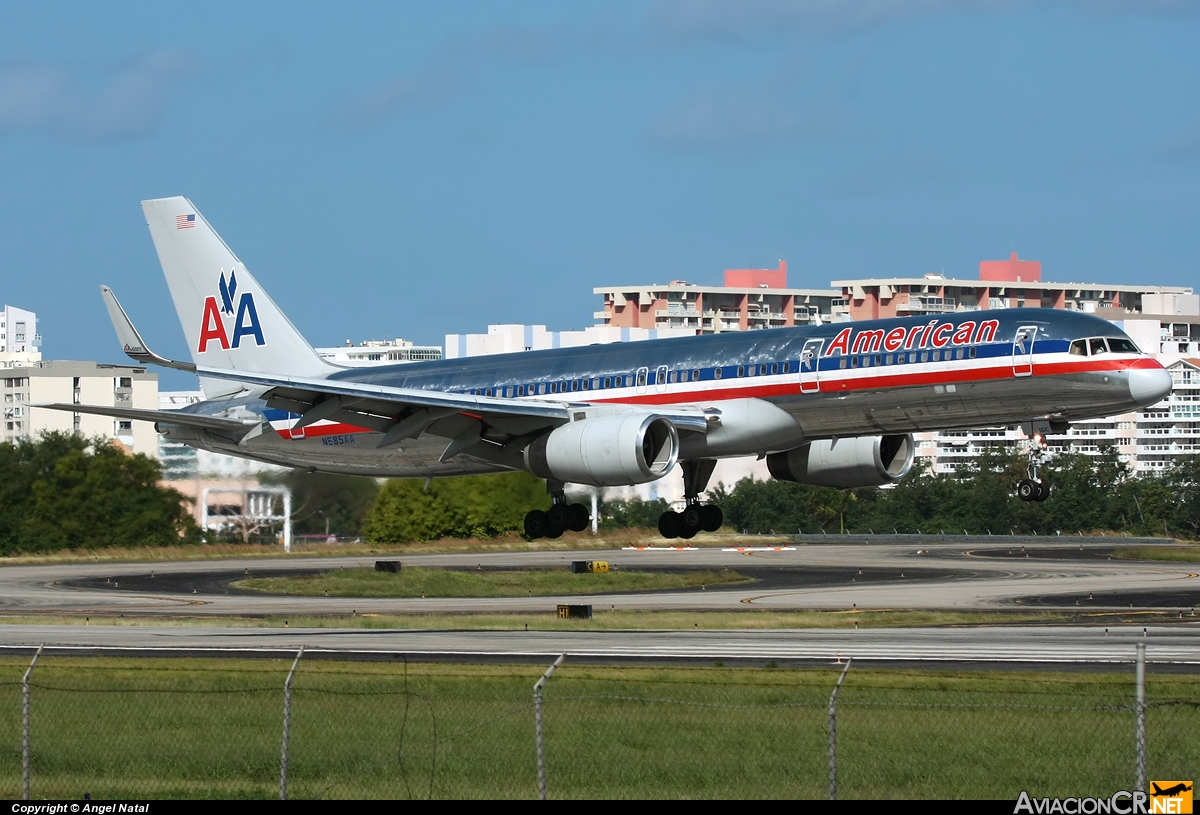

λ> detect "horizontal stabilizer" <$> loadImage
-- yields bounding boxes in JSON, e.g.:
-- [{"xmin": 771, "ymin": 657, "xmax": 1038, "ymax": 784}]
[{"xmin": 32, "ymin": 403, "xmax": 256, "ymax": 431}]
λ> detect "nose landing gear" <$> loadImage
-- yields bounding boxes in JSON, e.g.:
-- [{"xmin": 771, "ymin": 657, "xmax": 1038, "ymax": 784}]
[{"xmin": 658, "ymin": 459, "xmax": 724, "ymax": 540}]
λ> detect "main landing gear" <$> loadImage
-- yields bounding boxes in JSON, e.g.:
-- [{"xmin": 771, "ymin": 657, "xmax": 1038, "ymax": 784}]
[
  {"xmin": 524, "ymin": 481, "xmax": 590, "ymax": 539},
  {"xmin": 659, "ymin": 459, "xmax": 724, "ymax": 540},
  {"xmin": 1016, "ymin": 432, "xmax": 1051, "ymax": 503}
]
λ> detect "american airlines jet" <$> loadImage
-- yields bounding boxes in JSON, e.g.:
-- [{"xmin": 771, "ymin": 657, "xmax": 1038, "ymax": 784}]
[{"xmin": 40, "ymin": 197, "xmax": 1173, "ymax": 540}]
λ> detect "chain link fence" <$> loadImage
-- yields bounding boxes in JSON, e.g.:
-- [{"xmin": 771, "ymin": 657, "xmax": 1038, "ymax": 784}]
[{"xmin": 0, "ymin": 648, "xmax": 1195, "ymax": 800}]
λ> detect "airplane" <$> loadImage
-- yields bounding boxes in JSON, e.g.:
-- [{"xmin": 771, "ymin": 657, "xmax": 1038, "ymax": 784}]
[
  {"xmin": 1152, "ymin": 783, "xmax": 1193, "ymax": 797},
  {"xmin": 37, "ymin": 196, "xmax": 1173, "ymax": 541}
]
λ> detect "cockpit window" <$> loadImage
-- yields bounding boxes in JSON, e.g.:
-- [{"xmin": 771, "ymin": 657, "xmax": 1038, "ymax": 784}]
[
  {"xmin": 1108, "ymin": 337, "xmax": 1140, "ymax": 354},
  {"xmin": 1089, "ymin": 338, "xmax": 1109, "ymax": 355},
  {"xmin": 1069, "ymin": 339, "xmax": 1087, "ymax": 356}
]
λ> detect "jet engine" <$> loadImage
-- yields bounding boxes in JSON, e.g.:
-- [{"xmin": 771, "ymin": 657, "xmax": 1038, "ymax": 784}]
[
  {"xmin": 525, "ymin": 413, "xmax": 679, "ymax": 487},
  {"xmin": 766, "ymin": 434, "xmax": 914, "ymax": 489}
]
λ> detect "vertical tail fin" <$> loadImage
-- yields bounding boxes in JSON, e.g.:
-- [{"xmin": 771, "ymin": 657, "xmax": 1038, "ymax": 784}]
[{"xmin": 141, "ymin": 196, "xmax": 336, "ymax": 381}]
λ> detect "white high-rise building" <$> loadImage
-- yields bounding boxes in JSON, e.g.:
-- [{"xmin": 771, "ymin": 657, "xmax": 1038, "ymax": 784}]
[{"xmin": 0, "ymin": 305, "xmax": 40, "ymax": 357}]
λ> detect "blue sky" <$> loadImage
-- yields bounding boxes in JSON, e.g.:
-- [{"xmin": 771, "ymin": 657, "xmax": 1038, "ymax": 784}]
[{"xmin": 1, "ymin": 1, "xmax": 1198, "ymax": 388}]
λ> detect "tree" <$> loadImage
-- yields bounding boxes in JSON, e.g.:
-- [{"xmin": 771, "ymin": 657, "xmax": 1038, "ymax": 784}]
[
  {"xmin": 264, "ymin": 470, "xmax": 380, "ymax": 538},
  {"xmin": 0, "ymin": 432, "xmax": 199, "ymax": 554}
]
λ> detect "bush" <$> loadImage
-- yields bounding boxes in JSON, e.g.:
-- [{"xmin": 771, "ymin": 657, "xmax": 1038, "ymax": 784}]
[{"xmin": 363, "ymin": 471, "xmax": 550, "ymax": 543}]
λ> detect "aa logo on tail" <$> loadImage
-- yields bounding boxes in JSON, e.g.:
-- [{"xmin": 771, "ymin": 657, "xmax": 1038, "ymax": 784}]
[{"xmin": 198, "ymin": 269, "xmax": 265, "ymax": 352}]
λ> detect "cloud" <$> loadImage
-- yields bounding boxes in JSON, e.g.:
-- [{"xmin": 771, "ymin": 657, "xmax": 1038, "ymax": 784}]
[
  {"xmin": 648, "ymin": 0, "xmax": 1197, "ymax": 40},
  {"xmin": 0, "ymin": 50, "xmax": 191, "ymax": 142},
  {"xmin": 650, "ymin": 84, "xmax": 809, "ymax": 149},
  {"xmin": 1157, "ymin": 121, "xmax": 1200, "ymax": 162},
  {"xmin": 330, "ymin": 21, "xmax": 621, "ymax": 131}
]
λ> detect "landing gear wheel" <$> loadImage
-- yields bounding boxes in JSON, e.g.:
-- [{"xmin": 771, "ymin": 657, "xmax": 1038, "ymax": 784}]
[
  {"xmin": 547, "ymin": 503, "xmax": 571, "ymax": 536},
  {"xmin": 678, "ymin": 505, "xmax": 703, "ymax": 540},
  {"xmin": 658, "ymin": 511, "xmax": 681, "ymax": 539},
  {"xmin": 1034, "ymin": 481, "xmax": 1050, "ymax": 502},
  {"xmin": 524, "ymin": 509, "xmax": 549, "ymax": 539},
  {"xmin": 568, "ymin": 503, "xmax": 590, "ymax": 532},
  {"xmin": 699, "ymin": 504, "xmax": 723, "ymax": 532},
  {"xmin": 1017, "ymin": 479, "xmax": 1038, "ymax": 502}
]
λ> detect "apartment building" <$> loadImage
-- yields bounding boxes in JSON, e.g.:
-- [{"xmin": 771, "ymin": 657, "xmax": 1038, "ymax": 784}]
[
  {"xmin": 445, "ymin": 323, "xmax": 694, "ymax": 359},
  {"xmin": 0, "ymin": 305, "xmax": 40, "ymax": 356},
  {"xmin": 593, "ymin": 261, "xmax": 845, "ymax": 334},
  {"xmin": 1, "ymin": 360, "xmax": 157, "ymax": 455},
  {"xmin": 315, "ymin": 338, "xmax": 441, "ymax": 367}
]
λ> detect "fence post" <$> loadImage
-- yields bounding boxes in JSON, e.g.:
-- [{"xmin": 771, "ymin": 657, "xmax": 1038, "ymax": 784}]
[
  {"xmin": 280, "ymin": 646, "xmax": 304, "ymax": 801},
  {"xmin": 828, "ymin": 657, "xmax": 852, "ymax": 801},
  {"xmin": 1135, "ymin": 643, "xmax": 1146, "ymax": 793},
  {"xmin": 534, "ymin": 654, "xmax": 566, "ymax": 801},
  {"xmin": 22, "ymin": 644, "xmax": 43, "ymax": 802}
]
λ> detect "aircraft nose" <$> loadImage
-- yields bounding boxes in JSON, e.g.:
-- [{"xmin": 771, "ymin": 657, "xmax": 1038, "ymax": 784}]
[{"xmin": 1128, "ymin": 366, "xmax": 1172, "ymax": 407}]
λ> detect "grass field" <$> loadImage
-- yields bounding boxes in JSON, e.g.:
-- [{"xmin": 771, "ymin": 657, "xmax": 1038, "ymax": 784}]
[
  {"xmin": 0, "ymin": 656, "xmax": 1195, "ymax": 799},
  {"xmin": 234, "ymin": 566, "xmax": 752, "ymax": 598},
  {"xmin": 1114, "ymin": 545, "xmax": 1200, "ymax": 562}
]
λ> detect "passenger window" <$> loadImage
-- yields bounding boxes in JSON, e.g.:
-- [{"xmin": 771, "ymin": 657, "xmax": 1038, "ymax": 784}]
[
  {"xmin": 1090, "ymin": 338, "xmax": 1109, "ymax": 355},
  {"xmin": 748, "ymin": 365, "xmax": 756, "ymax": 377},
  {"xmin": 668, "ymin": 371, "xmax": 677, "ymax": 383},
  {"xmin": 737, "ymin": 365, "xmax": 745, "ymax": 377},
  {"xmin": 760, "ymin": 365, "xmax": 768, "ymax": 375},
  {"xmin": 851, "ymin": 357, "xmax": 859, "ymax": 368},
  {"xmin": 839, "ymin": 359, "xmax": 847, "ymax": 369},
  {"xmin": 886, "ymin": 355, "xmax": 893, "ymax": 365},
  {"xmin": 603, "ymin": 377, "xmax": 611, "ymax": 389},
  {"xmin": 538, "ymin": 383, "xmax": 546, "ymax": 395},
  {"xmin": 771, "ymin": 363, "xmax": 778, "ymax": 375},
  {"xmin": 518, "ymin": 385, "xmax": 525, "ymax": 396},
  {"xmin": 571, "ymin": 380, "xmax": 579, "ymax": 392},
  {"xmin": 591, "ymin": 379, "xmax": 599, "ymax": 389},
  {"xmin": 969, "ymin": 347, "xmax": 977, "ymax": 359},
  {"xmin": 714, "ymin": 368, "xmax": 723, "ymax": 380},
  {"xmin": 874, "ymin": 355, "xmax": 882, "ymax": 366},
  {"xmin": 1070, "ymin": 339, "xmax": 1087, "ymax": 356},
  {"xmin": 625, "ymin": 375, "xmax": 634, "ymax": 387},
  {"xmin": 692, "ymin": 369, "xmax": 700, "ymax": 381},
  {"xmin": 920, "ymin": 352, "xmax": 928, "ymax": 362},
  {"xmin": 782, "ymin": 362, "xmax": 790, "ymax": 374}
]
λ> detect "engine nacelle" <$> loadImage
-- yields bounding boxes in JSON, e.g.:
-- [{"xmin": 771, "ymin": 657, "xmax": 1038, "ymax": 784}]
[
  {"xmin": 525, "ymin": 413, "xmax": 679, "ymax": 487},
  {"xmin": 766, "ymin": 434, "xmax": 914, "ymax": 489}
]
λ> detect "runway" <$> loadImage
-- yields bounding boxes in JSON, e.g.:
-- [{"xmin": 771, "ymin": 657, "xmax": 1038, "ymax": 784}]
[
  {"xmin": 0, "ymin": 624, "xmax": 1193, "ymax": 666},
  {"xmin": 0, "ymin": 537, "xmax": 1197, "ymax": 665},
  {"xmin": 0, "ymin": 537, "xmax": 1195, "ymax": 617}
]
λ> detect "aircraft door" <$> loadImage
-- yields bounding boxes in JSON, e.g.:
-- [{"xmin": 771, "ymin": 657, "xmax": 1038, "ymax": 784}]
[
  {"xmin": 1012, "ymin": 326, "xmax": 1037, "ymax": 377},
  {"xmin": 655, "ymin": 364, "xmax": 668, "ymax": 394},
  {"xmin": 799, "ymin": 338, "xmax": 824, "ymax": 394},
  {"xmin": 635, "ymin": 366, "xmax": 649, "ymax": 395}
]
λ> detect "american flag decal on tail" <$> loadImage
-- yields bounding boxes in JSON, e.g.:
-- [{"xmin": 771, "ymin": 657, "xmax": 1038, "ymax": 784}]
[{"xmin": 176, "ymin": 214, "xmax": 195, "ymax": 229}]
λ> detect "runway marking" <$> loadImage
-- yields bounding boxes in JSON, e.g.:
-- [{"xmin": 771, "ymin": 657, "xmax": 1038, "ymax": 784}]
[
  {"xmin": 723, "ymin": 547, "xmax": 796, "ymax": 552},
  {"xmin": 622, "ymin": 546, "xmax": 699, "ymax": 551}
]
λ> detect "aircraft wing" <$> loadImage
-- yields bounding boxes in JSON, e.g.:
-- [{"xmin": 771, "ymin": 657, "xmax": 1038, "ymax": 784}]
[
  {"xmin": 32, "ymin": 403, "xmax": 258, "ymax": 432},
  {"xmin": 195, "ymin": 366, "xmax": 709, "ymax": 455}
]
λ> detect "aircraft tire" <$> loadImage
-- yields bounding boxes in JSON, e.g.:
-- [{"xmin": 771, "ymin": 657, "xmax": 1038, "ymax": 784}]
[
  {"xmin": 524, "ymin": 510, "xmax": 549, "ymax": 539},
  {"xmin": 1016, "ymin": 479, "xmax": 1038, "ymax": 502},
  {"xmin": 658, "ymin": 511, "xmax": 681, "ymax": 539},
  {"xmin": 568, "ymin": 503, "xmax": 590, "ymax": 532},
  {"xmin": 1035, "ymin": 481, "xmax": 1051, "ymax": 502},
  {"xmin": 547, "ymin": 503, "xmax": 572, "ymax": 532},
  {"xmin": 681, "ymin": 504, "xmax": 704, "ymax": 537},
  {"xmin": 699, "ymin": 505, "xmax": 723, "ymax": 532}
]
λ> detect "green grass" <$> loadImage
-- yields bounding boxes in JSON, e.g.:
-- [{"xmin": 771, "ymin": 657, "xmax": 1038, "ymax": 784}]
[
  {"xmin": 1114, "ymin": 545, "xmax": 1200, "ymax": 563},
  {"xmin": 2, "ymin": 608, "xmax": 1196, "ymax": 630},
  {"xmin": 0, "ymin": 656, "xmax": 1195, "ymax": 799},
  {"xmin": 234, "ymin": 566, "xmax": 752, "ymax": 598}
]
